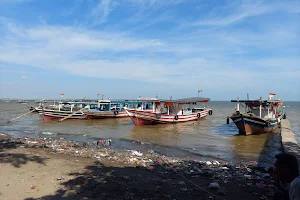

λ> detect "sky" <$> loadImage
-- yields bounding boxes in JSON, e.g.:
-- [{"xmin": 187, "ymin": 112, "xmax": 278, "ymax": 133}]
[{"xmin": 0, "ymin": 0, "xmax": 299, "ymax": 101}]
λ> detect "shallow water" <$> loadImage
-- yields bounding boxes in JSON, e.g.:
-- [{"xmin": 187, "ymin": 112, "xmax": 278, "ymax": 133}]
[{"xmin": 1, "ymin": 101, "xmax": 299, "ymax": 166}]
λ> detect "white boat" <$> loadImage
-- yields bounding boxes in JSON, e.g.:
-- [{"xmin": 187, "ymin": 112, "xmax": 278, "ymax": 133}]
[{"xmin": 125, "ymin": 97, "xmax": 213, "ymax": 126}]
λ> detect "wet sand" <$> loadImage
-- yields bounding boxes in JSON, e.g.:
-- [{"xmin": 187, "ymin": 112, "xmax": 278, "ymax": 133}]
[{"xmin": 1, "ymin": 133, "xmax": 277, "ymax": 200}]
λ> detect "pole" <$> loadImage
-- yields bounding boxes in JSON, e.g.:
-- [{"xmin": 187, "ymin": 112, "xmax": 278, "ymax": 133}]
[
  {"xmin": 153, "ymin": 102, "xmax": 155, "ymax": 112},
  {"xmin": 259, "ymin": 105, "xmax": 262, "ymax": 118}
]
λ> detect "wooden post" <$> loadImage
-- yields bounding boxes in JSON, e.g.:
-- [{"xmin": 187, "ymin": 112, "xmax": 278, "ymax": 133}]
[
  {"xmin": 259, "ymin": 105, "xmax": 262, "ymax": 118},
  {"xmin": 153, "ymin": 102, "xmax": 155, "ymax": 112}
]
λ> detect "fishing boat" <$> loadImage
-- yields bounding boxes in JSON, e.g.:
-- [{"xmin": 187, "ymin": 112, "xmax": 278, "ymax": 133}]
[
  {"xmin": 38, "ymin": 101, "xmax": 96, "ymax": 122},
  {"xmin": 29, "ymin": 100, "xmax": 59, "ymax": 112},
  {"xmin": 125, "ymin": 97, "xmax": 212, "ymax": 126},
  {"xmin": 17, "ymin": 100, "xmax": 29, "ymax": 104},
  {"xmin": 38, "ymin": 100, "xmax": 143, "ymax": 121},
  {"xmin": 230, "ymin": 93, "xmax": 285, "ymax": 135},
  {"xmin": 2, "ymin": 99, "xmax": 10, "ymax": 103},
  {"xmin": 84, "ymin": 99, "xmax": 141, "ymax": 119}
]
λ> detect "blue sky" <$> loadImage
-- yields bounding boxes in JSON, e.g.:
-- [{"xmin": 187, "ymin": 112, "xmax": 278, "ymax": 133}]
[{"xmin": 0, "ymin": 0, "xmax": 299, "ymax": 100}]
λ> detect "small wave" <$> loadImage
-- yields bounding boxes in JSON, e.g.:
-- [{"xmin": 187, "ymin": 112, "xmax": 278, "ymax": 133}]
[
  {"xmin": 41, "ymin": 131, "xmax": 56, "ymax": 135},
  {"xmin": 24, "ymin": 130, "xmax": 34, "ymax": 134}
]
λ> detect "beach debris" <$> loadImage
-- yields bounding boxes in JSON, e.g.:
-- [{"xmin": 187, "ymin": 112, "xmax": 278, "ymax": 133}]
[
  {"xmin": 0, "ymin": 132, "xmax": 278, "ymax": 199},
  {"xmin": 244, "ymin": 174, "xmax": 251, "ymax": 178},
  {"xmin": 218, "ymin": 189, "xmax": 226, "ymax": 195},
  {"xmin": 209, "ymin": 182, "xmax": 220, "ymax": 190},
  {"xmin": 127, "ymin": 150, "xmax": 143, "ymax": 156},
  {"xmin": 96, "ymin": 139, "xmax": 112, "ymax": 146},
  {"xmin": 178, "ymin": 181, "xmax": 185, "ymax": 185},
  {"xmin": 206, "ymin": 161, "xmax": 212, "ymax": 165},
  {"xmin": 256, "ymin": 183, "xmax": 266, "ymax": 189}
]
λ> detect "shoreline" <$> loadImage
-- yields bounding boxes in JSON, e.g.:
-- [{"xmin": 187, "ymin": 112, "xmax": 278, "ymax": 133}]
[{"xmin": 1, "ymin": 132, "xmax": 277, "ymax": 200}]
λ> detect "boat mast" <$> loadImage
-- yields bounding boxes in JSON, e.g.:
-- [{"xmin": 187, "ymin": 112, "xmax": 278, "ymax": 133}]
[
  {"xmin": 247, "ymin": 93, "xmax": 249, "ymax": 113},
  {"xmin": 259, "ymin": 104, "xmax": 262, "ymax": 118},
  {"xmin": 153, "ymin": 102, "xmax": 155, "ymax": 112}
]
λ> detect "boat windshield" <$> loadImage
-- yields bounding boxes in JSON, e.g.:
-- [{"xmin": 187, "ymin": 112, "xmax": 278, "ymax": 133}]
[{"xmin": 99, "ymin": 103, "xmax": 109, "ymax": 111}]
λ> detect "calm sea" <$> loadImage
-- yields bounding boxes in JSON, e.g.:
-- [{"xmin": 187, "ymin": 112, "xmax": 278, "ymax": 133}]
[{"xmin": 1, "ymin": 101, "xmax": 299, "ymax": 166}]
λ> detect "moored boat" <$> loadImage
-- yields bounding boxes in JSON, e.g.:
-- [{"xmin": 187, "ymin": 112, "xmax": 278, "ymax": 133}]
[
  {"xmin": 38, "ymin": 101, "xmax": 95, "ymax": 122},
  {"xmin": 230, "ymin": 93, "xmax": 285, "ymax": 135},
  {"xmin": 125, "ymin": 97, "xmax": 212, "ymax": 126},
  {"xmin": 39, "ymin": 109, "xmax": 87, "ymax": 122},
  {"xmin": 38, "ymin": 99, "xmax": 144, "ymax": 121},
  {"xmin": 84, "ymin": 100, "xmax": 141, "ymax": 119}
]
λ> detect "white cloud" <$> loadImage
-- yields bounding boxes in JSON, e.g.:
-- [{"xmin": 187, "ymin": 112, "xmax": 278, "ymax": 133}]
[
  {"xmin": 91, "ymin": 0, "xmax": 113, "ymax": 25},
  {"xmin": 193, "ymin": 0, "xmax": 300, "ymax": 26},
  {"xmin": 0, "ymin": 7, "xmax": 299, "ymax": 98},
  {"xmin": 126, "ymin": 0, "xmax": 185, "ymax": 6},
  {"xmin": 21, "ymin": 75, "xmax": 27, "ymax": 79}
]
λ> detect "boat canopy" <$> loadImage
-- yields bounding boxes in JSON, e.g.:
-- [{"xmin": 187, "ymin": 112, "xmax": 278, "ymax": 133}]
[
  {"xmin": 231, "ymin": 100, "xmax": 283, "ymax": 107},
  {"xmin": 173, "ymin": 97, "xmax": 210, "ymax": 103},
  {"xmin": 134, "ymin": 97, "xmax": 210, "ymax": 104}
]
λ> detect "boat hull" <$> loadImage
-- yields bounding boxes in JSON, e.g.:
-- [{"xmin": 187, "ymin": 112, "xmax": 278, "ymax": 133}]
[
  {"xmin": 85, "ymin": 111, "xmax": 128, "ymax": 119},
  {"xmin": 125, "ymin": 109, "xmax": 212, "ymax": 126},
  {"xmin": 38, "ymin": 110, "xmax": 86, "ymax": 122},
  {"xmin": 230, "ymin": 114, "xmax": 280, "ymax": 135}
]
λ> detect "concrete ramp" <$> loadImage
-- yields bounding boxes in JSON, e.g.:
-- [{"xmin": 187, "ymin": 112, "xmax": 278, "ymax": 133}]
[{"xmin": 281, "ymin": 119, "xmax": 300, "ymax": 171}]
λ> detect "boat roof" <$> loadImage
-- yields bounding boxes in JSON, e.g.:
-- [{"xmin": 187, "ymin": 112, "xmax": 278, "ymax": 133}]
[
  {"xmin": 160, "ymin": 97, "xmax": 210, "ymax": 104},
  {"xmin": 231, "ymin": 100, "xmax": 283, "ymax": 103},
  {"xmin": 231, "ymin": 99, "xmax": 283, "ymax": 107}
]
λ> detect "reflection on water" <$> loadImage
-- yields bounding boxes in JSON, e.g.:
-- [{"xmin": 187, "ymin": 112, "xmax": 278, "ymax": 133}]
[{"xmin": 1, "ymin": 101, "xmax": 299, "ymax": 166}]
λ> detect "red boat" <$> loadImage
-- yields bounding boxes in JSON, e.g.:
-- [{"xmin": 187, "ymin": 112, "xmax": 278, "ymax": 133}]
[{"xmin": 125, "ymin": 97, "xmax": 212, "ymax": 126}]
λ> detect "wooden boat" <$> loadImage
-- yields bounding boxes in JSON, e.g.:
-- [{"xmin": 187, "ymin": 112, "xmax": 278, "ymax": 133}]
[
  {"xmin": 230, "ymin": 93, "xmax": 285, "ymax": 135},
  {"xmin": 29, "ymin": 100, "xmax": 53, "ymax": 112},
  {"xmin": 38, "ymin": 101, "xmax": 90, "ymax": 122},
  {"xmin": 38, "ymin": 100, "xmax": 143, "ymax": 121},
  {"xmin": 84, "ymin": 100, "xmax": 141, "ymax": 119},
  {"xmin": 17, "ymin": 100, "xmax": 29, "ymax": 104},
  {"xmin": 125, "ymin": 97, "xmax": 212, "ymax": 126}
]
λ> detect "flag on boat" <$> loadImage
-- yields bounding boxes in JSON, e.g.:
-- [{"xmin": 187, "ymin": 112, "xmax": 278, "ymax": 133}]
[
  {"xmin": 268, "ymin": 93, "xmax": 276, "ymax": 100},
  {"xmin": 60, "ymin": 93, "xmax": 64, "ymax": 98},
  {"xmin": 198, "ymin": 90, "xmax": 202, "ymax": 93}
]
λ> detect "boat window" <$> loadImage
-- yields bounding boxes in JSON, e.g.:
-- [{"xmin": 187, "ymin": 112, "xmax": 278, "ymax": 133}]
[
  {"xmin": 90, "ymin": 104, "xmax": 98, "ymax": 109},
  {"xmin": 99, "ymin": 104, "xmax": 109, "ymax": 111}
]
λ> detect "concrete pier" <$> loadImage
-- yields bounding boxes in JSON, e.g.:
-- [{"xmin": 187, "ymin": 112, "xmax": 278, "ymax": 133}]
[{"xmin": 280, "ymin": 119, "xmax": 300, "ymax": 170}]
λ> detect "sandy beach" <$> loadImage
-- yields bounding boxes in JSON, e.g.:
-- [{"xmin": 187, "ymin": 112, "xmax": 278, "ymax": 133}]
[{"xmin": 0, "ymin": 132, "xmax": 278, "ymax": 200}]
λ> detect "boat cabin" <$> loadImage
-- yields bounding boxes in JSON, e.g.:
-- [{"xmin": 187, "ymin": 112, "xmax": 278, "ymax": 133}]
[
  {"xmin": 136, "ymin": 97, "xmax": 210, "ymax": 115},
  {"xmin": 231, "ymin": 99, "xmax": 283, "ymax": 119}
]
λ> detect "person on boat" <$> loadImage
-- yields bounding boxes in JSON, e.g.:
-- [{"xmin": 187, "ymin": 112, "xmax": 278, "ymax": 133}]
[{"xmin": 273, "ymin": 153, "xmax": 300, "ymax": 200}]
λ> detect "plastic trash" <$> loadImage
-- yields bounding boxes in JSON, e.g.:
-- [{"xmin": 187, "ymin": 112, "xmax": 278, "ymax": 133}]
[{"xmin": 209, "ymin": 182, "xmax": 220, "ymax": 190}]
